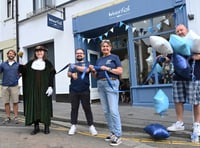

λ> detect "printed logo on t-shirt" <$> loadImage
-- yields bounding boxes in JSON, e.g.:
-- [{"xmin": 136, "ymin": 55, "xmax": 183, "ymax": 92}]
[{"xmin": 106, "ymin": 59, "xmax": 112, "ymax": 65}]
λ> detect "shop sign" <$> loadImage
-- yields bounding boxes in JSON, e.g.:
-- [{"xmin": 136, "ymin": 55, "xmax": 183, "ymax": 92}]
[
  {"xmin": 47, "ymin": 14, "xmax": 64, "ymax": 31},
  {"xmin": 108, "ymin": 5, "xmax": 130, "ymax": 19}
]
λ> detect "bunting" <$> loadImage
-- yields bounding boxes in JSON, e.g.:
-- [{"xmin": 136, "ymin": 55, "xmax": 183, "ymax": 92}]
[
  {"xmin": 78, "ymin": 5, "xmax": 183, "ymax": 43},
  {"xmin": 79, "ymin": 21, "xmax": 130, "ymax": 44}
]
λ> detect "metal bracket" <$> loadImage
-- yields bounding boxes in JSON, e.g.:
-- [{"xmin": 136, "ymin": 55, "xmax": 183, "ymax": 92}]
[{"xmin": 46, "ymin": 5, "xmax": 66, "ymax": 20}]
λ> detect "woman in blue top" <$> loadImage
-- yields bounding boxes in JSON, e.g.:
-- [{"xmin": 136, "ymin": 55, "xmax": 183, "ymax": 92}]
[{"xmin": 90, "ymin": 39, "xmax": 123, "ymax": 146}]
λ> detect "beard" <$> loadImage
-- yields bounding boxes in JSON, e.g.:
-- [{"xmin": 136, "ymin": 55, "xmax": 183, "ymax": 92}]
[
  {"xmin": 8, "ymin": 56, "xmax": 15, "ymax": 60},
  {"xmin": 76, "ymin": 58, "xmax": 83, "ymax": 61}
]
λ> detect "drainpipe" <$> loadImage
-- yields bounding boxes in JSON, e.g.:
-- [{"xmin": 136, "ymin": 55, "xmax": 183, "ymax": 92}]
[{"xmin": 15, "ymin": 0, "xmax": 19, "ymax": 56}]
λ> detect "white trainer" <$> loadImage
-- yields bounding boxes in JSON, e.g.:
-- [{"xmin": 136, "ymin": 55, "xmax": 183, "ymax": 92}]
[
  {"xmin": 193, "ymin": 122, "xmax": 200, "ymax": 136},
  {"xmin": 89, "ymin": 125, "xmax": 98, "ymax": 136},
  {"xmin": 167, "ymin": 121, "xmax": 185, "ymax": 131},
  {"xmin": 68, "ymin": 125, "xmax": 76, "ymax": 135}
]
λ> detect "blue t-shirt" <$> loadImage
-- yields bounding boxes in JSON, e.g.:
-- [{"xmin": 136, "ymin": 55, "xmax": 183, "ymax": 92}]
[
  {"xmin": 0, "ymin": 61, "xmax": 19, "ymax": 86},
  {"xmin": 68, "ymin": 61, "xmax": 90, "ymax": 92},
  {"xmin": 95, "ymin": 54, "xmax": 122, "ymax": 80}
]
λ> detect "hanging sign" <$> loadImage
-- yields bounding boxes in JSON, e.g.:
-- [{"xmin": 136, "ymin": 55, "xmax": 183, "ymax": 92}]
[{"xmin": 47, "ymin": 14, "xmax": 64, "ymax": 31}]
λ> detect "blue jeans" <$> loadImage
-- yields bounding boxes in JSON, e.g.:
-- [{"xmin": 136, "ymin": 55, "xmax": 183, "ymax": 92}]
[{"xmin": 97, "ymin": 79, "xmax": 122, "ymax": 137}]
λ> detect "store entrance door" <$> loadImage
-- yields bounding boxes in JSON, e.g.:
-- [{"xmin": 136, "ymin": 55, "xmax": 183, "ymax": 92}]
[{"xmin": 87, "ymin": 49, "xmax": 100, "ymax": 101}]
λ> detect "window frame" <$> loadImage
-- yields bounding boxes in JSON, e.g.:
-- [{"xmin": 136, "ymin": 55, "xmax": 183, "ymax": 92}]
[{"xmin": 33, "ymin": 0, "xmax": 54, "ymax": 13}]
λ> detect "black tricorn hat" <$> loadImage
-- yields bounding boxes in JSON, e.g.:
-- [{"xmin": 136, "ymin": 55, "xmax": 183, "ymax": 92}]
[{"xmin": 35, "ymin": 46, "xmax": 48, "ymax": 52}]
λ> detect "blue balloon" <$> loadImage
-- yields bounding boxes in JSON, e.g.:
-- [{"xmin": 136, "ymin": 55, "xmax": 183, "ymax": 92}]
[
  {"xmin": 172, "ymin": 53, "xmax": 191, "ymax": 79},
  {"xmin": 169, "ymin": 34, "xmax": 191, "ymax": 56},
  {"xmin": 154, "ymin": 89, "xmax": 169, "ymax": 115},
  {"xmin": 144, "ymin": 123, "xmax": 170, "ymax": 139}
]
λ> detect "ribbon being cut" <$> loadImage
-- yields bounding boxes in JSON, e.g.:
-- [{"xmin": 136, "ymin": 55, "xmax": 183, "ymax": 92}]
[
  {"xmin": 94, "ymin": 66, "xmax": 129, "ymax": 93},
  {"xmin": 56, "ymin": 63, "xmax": 87, "ymax": 80}
]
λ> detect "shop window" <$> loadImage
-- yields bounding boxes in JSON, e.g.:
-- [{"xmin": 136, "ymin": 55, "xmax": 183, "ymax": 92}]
[
  {"xmin": 132, "ymin": 12, "xmax": 174, "ymax": 85},
  {"xmin": 33, "ymin": 0, "xmax": 55, "ymax": 13}
]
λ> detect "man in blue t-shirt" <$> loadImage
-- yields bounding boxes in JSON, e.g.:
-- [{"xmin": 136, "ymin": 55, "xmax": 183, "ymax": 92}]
[
  {"xmin": 67, "ymin": 48, "xmax": 97, "ymax": 136},
  {"xmin": 0, "ymin": 49, "xmax": 20, "ymax": 124},
  {"xmin": 166, "ymin": 24, "xmax": 200, "ymax": 136}
]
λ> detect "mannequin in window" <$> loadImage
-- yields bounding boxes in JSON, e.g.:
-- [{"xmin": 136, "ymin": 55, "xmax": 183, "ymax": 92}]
[
  {"xmin": 120, "ymin": 54, "xmax": 130, "ymax": 103},
  {"xmin": 145, "ymin": 47, "xmax": 154, "ymax": 84}
]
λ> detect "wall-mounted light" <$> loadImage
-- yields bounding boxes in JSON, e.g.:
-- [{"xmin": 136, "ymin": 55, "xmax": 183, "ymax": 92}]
[{"xmin": 188, "ymin": 14, "xmax": 194, "ymax": 20}]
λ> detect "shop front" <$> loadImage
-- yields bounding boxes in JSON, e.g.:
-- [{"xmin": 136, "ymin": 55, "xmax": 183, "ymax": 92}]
[{"xmin": 72, "ymin": 0, "xmax": 188, "ymax": 107}]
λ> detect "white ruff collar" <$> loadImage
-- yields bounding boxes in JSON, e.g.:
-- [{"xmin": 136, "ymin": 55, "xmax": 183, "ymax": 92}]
[{"xmin": 31, "ymin": 59, "xmax": 45, "ymax": 70}]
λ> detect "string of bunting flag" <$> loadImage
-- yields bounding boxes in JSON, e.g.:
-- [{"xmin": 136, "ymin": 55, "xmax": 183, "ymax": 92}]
[
  {"xmin": 77, "ymin": 5, "xmax": 183, "ymax": 44},
  {"xmin": 77, "ymin": 22, "xmax": 130, "ymax": 44}
]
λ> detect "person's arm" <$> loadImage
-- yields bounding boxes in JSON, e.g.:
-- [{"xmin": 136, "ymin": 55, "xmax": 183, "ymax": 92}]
[
  {"xmin": 101, "ymin": 66, "xmax": 123, "ymax": 75},
  {"xmin": 0, "ymin": 64, "xmax": 3, "ymax": 73},
  {"xmin": 89, "ymin": 65, "xmax": 97, "ymax": 78},
  {"xmin": 192, "ymin": 53, "xmax": 200, "ymax": 60},
  {"xmin": 74, "ymin": 65, "xmax": 90, "ymax": 73},
  {"xmin": 67, "ymin": 71, "xmax": 78, "ymax": 80}
]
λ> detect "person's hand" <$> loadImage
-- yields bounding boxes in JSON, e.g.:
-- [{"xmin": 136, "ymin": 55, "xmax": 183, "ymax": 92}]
[
  {"xmin": 89, "ymin": 65, "xmax": 96, "ymax": 72},
  {"xmin": 192, "ymin": 54, "xmax": 200, "ymax": 60},
  {"xmin": 46, "ymin": 87, "xmax": 53, "ymax": 97},
  {"xmin": 101, "ymin": 65, "xmax": 111, "ymax": 71},
  {"xmin": 70, "ymin": 63, "xmax": 75, "ymax": 69},
  {"xmin": 72, "ymin": 72, "xmax": 78, "ymax": 80}
]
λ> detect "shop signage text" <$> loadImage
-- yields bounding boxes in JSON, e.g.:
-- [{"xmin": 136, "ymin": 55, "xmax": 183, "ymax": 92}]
[
  {"xmin": 47, "ymin": 14, "xmax": 64, "ymax": 31},
  {"xmin": 108, "ymin": 5, "xmax": 130, "ymax": 19}
]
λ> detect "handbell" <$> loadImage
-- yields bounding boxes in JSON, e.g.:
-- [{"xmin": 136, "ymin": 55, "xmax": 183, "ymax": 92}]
[{"xmin": 18, "ymin": 51, "xmax": 24, "ymax": 58}]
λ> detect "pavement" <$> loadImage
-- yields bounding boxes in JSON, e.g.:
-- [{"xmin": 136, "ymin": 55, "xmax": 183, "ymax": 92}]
[{"xmin": 0, "ymin": 98, "xmax": 196, "ymax": 139}]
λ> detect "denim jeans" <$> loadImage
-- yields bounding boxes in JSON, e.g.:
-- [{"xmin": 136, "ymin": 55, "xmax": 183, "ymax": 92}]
[{"xmin": 97, "ymin": 79, "xmax": 122, "ymax": 137}]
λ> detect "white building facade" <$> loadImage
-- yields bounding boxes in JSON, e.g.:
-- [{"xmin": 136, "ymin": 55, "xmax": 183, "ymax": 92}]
[
  {"xmin": 1, "ymin": 0, "xmax": 200, "ymax": 106},
  {"xmin": 17, "ymin": 0, "xmax": 116, "ymax": 101}
]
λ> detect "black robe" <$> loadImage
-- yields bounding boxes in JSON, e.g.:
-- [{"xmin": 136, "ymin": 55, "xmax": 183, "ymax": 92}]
[{"xmin": 19, "ymin": 60, "xmax": 56, "ymax": 126}]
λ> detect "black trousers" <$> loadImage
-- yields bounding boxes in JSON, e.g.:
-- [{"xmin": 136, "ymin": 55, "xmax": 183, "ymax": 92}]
[{"xmin": 70, "ymin": 91, "xmax": 94, "ymax": 126}]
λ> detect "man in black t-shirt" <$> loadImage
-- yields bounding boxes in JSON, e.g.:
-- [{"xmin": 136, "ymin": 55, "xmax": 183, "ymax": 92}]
[{"xmin": 67, "ymin": 48, "xmax": 97, "ymax": 136}]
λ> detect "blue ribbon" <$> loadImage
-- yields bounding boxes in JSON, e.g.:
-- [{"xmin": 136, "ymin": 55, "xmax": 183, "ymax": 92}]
[
  {"xmin": 81, "ymin": 67, "xmax": 88, "ymax": 80},
  {"xmin": 143, "ymin": 60, "xmax": 158, "ymax": 84},
  {"xmin": 143, "ymin": 57, "xmax": 166, "ymax": 85},
  {"xmin": 104, "ymin": 71, "xmax": 129, "ymax": 93},
  {"xmin": 104, "ymin": 71, "xmax": 114, "ymax": 90},
  {"xmin": 56, "ymin": 63, "xmax": 70, "ymax": 74},
  {"xmin": 92, "ymin": 65, "xmax": 129, "ymax": 92},
  {"xmin": 94, "ymin": 66, "xmax": 101, "ymax": 71},
  {"xmin": 56, "ymin": 63, "xmax": 87, "ymax": 80}
]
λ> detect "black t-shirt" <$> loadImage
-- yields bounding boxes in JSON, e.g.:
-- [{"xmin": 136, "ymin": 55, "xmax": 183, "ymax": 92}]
[{"xmin": 68, "ymin": 61, "xmax": 90, "ymax": 92}]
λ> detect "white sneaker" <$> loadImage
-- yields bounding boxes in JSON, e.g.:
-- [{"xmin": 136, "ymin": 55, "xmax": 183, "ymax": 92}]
[
  {"xmin": 193, "ymin": 122, "xmax": 200, "ymax": 136},
  {"xmin": 68, "ymin": 125, "xmax": 76, "ymax": 135},
  {"xmin": 89, "ymin": 125, "xmax": 98, "ymax": 136},
  {"xmin": 167, "ymin": 121, "xmax": 185, "ymax": 131}
]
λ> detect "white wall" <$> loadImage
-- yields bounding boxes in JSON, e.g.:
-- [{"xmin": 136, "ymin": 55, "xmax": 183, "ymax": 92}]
[
  {"xmin": 0, "ymin": 0, "xmax": 16, "ymax": 41},
  {"xmin": 186, "ymin": 0, "xmax": 200, "ymax": 35},
  {"xmin": 18, "ymin": 0, "xmax": 115, "ymax": 94}
]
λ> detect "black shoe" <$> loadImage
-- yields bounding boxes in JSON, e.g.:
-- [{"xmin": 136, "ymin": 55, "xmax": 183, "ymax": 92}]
[
  {"xmin": 30, "ymin": 124, "xmax": 40, "ymax": 135},
  {"xmin": 44, "ymin": 125, "xmax": 50, "ymax": 134}
]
